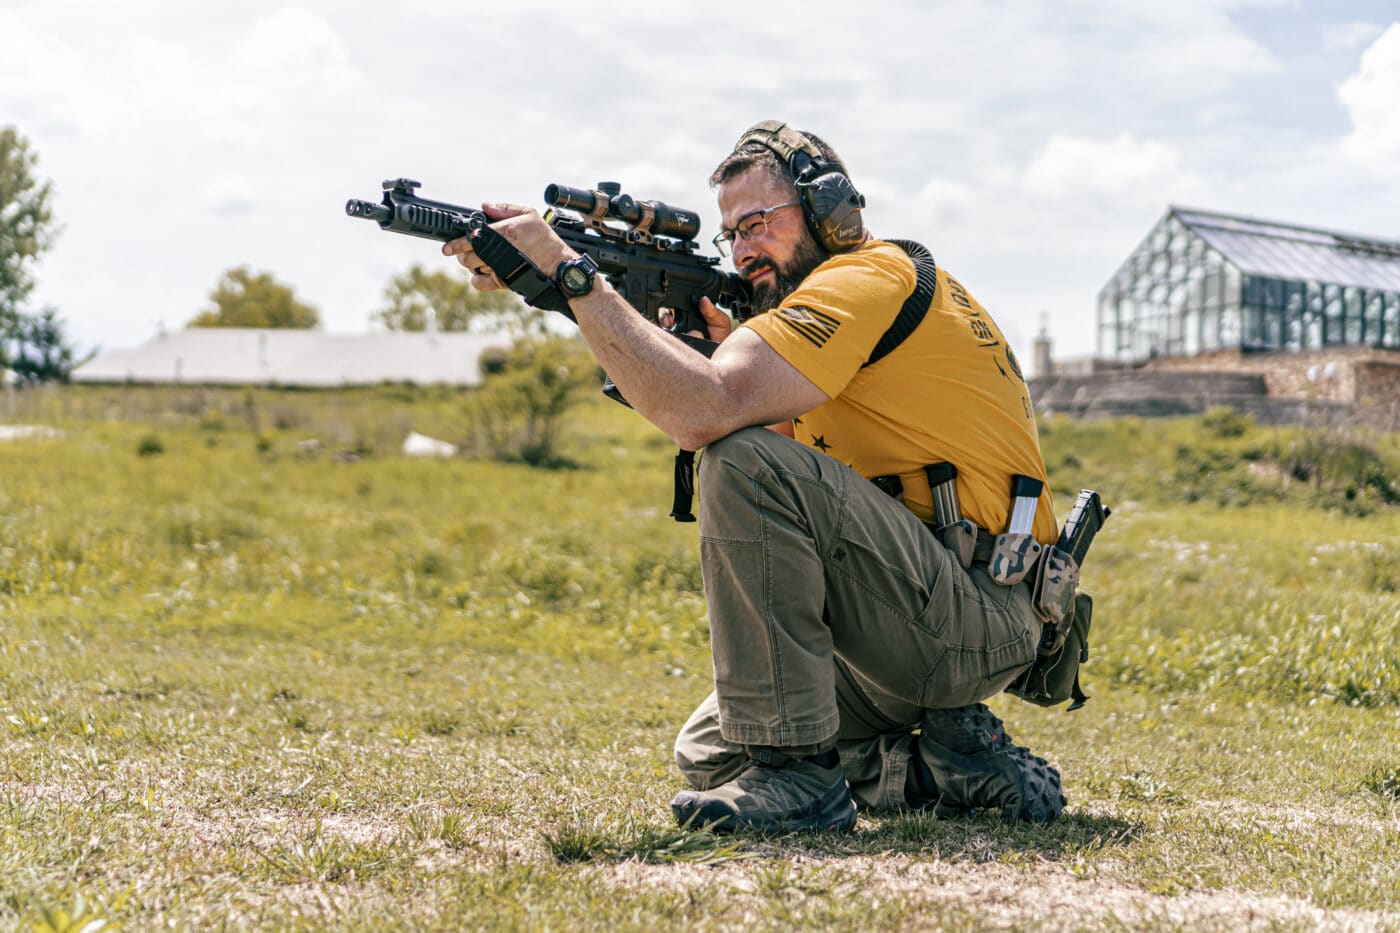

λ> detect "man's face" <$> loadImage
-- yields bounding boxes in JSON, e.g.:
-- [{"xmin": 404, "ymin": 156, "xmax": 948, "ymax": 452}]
[{"xmin": 717, "ymin": 168, "xmax": 829, "ymax": 313}]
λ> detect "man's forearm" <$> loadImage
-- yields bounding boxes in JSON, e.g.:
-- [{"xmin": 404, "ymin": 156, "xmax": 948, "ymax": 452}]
[
  {"xmin": 436, "ymin": 203, "xmax": 820, "ymax": 449},
  {"xmin": 568, "ymin": 281, "xmax": 739, "ymax": 450}
]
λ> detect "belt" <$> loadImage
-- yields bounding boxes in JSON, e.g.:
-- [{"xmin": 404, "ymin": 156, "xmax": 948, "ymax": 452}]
[
  {"xmin": 923, "ymin": 522, "xmax": 998, "ymax": 565},
  {"xmin": 972, "ymin": 528, "xmax": 997, "ymax": 565}
]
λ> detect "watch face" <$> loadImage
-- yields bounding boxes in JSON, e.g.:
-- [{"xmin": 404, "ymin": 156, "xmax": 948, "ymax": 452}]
[
  {"xmin": 563, "ymin": 266, "xmax": 589, "ymax": 292},
  {"xmin": 559, "ymin": 257, "xmax": 595, "ymax": 297}
]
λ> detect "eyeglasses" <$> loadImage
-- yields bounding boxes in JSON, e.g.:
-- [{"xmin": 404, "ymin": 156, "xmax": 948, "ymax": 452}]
[{"xmin": 712, "ymin": 200, "xmax": 802, "ymax": 257}]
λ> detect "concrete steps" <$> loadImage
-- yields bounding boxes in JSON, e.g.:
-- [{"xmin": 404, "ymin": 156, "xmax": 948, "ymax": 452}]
[{"xmin": 1030, "ymin": 370, "xmax": 1352, "ymax": 425}]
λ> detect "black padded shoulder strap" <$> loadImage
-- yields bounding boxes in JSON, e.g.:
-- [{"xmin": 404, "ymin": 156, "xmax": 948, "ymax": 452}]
[{"xmin": 863, "ymin": 239, "xmax": 936, "ymax": 368}]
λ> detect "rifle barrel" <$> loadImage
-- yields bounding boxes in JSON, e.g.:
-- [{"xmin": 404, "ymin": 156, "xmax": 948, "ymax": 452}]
[{"xmin": 345, "ymin": 199, "xmax": 391, "ymax": 223}]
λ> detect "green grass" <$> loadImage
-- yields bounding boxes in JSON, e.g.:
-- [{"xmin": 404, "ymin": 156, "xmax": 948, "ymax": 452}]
[{"xmin": 2, "ymin": 387, "xmax": 1399, "ymax": 930}]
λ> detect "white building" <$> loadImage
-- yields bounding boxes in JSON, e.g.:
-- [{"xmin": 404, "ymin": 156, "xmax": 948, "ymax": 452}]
[{"xmin": 72, "ymin": 328, "xmax": 511, "ymax": 387}]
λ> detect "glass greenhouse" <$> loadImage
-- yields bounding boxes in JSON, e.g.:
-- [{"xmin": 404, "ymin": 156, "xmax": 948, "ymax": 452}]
[{"xmin": 1097, "ymin": 207, "xmax": 1400, "ymax": 362}]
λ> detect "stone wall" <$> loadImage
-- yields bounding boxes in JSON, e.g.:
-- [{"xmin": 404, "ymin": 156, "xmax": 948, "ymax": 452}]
[
  {"xmin": 1141, "ymin": 346, "xmax": 1400, "ymax": 429},
  {"xmin": 1357, "ymin": 361, "xmax": 1400, "ymax": 431},
  {"xmin": 1145, "ymin": 347, "xmax": 1399, "ymax": 403}
]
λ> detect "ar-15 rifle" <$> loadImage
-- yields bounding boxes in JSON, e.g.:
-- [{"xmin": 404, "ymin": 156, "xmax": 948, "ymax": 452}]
[
  {"xmin": 347, "ymin": 178, "xmax": 752, "ymax": 523},
  {"xmin": 346, "ymin": 179, "xmax": 752, "ymax": 355}
]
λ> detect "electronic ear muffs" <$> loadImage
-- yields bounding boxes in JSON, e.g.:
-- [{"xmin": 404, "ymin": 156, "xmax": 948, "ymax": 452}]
[{"xmin": 733, "ymin": 120, "xmax": 867, "ymax": 253}]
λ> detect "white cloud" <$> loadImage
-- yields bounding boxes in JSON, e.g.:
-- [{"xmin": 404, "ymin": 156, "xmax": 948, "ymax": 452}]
[
  {"xmin": 200, "ymin": 173, "xmax": 259, "ymax": 214},
  {"xmin": 201, "ymin": 8, "xmax": 360, "ymax": 146},
  {"xmin": 0, "ymin": 0, "xmax": 1390, "ymax": 367},
  {"xmin": 1021, "ymin": 133, "xmax": 1204, "ymax": 203},
  {"xmin": 917, "ymin": 179, "xmax": 977, "ymax": 226},
  {"xmin": 1338, "ymin": 23, "xmax": 1400, "ymax": 171},
  {"xmin": 1323, "ymin": 20, "xmax": 1383, "ymax": 51}
]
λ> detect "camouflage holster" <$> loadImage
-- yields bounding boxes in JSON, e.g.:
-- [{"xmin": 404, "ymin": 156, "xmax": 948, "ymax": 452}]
[
  {"xmin": 988, "ymin": 533, "xmax": 1041, "ymax": 586},
  {"xmin": 1005, "ymin": 591, "xmax": 1092, "ymax": 709},
  {"xmin": 1030, "ymin": 546, "xmax": 1080, "ymax": 654}
]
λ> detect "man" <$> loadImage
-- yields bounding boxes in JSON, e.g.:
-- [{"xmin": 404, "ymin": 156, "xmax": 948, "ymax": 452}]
[{"xmin": 445, "ymin": 121, "xmax": 1066, "ymax": 833}]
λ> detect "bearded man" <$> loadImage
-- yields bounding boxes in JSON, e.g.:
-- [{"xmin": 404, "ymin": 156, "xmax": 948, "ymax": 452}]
[{"xmin": 445, "ymin": 121, "xmax": 1066, "ymax": 832}]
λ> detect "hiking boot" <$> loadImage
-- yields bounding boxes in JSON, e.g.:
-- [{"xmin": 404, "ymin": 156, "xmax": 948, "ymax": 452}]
[
  {"xmin": 670, "ymin": 749, "xmax": 858, "ymax": 833},
  {"xmin": 917, "ymin": 703, "xmax": 1066, "ymax": 825}
]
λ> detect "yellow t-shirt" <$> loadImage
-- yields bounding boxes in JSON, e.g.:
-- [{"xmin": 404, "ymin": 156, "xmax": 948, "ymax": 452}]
[{"xmin": 741, "ymin": 239, "xmax": 1058, "ymax": 544}]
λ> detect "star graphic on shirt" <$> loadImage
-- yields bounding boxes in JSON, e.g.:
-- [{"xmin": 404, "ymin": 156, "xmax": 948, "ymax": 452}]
[{"xmin": 812, "ymin": 435, "xmax": 832, "ymax": 451}]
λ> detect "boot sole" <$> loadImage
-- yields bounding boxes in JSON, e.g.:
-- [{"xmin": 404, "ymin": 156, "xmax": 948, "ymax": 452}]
[
  {"xmin": 672, "ymin": 780, "xmax": 858, "ymax": 834},
  {"xmin": 923, "ymin": 703, "xmax": 1067, "ymax": 825}
]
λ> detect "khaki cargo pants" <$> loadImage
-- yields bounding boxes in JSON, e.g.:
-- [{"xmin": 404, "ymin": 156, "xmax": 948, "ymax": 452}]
[{"xmin": 675, "ymin": 427, "xmax": 1042, "ymax": 810}]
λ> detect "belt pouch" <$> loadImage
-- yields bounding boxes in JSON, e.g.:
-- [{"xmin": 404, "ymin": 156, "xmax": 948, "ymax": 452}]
[
  {"xmin": 988, "ymin": 533, "xmax": 1041, "ymax": 586},
  {"xmin": 1005, "ymin": 591, "xmax": 1093, "ymax": 708},
  {"xmin": 1030, "ymin": 546, "xmax": 1079, "ymax": 653}
]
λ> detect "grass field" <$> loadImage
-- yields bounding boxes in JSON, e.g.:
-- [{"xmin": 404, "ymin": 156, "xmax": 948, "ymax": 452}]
[{"xmin": 3, "ymin": 385, "xmax": 1400, "ymax": 931}]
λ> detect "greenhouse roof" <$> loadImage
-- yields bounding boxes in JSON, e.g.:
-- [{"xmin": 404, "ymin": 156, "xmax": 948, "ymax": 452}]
[{"xmin": 1172, "ymin": 207, "xmax": 1400, "ymax": 293}]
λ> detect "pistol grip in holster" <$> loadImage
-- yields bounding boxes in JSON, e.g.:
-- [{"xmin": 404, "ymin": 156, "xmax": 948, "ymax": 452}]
[
  {"xmin": 988, "ymin": 533, "xmax": 1041, "ymax": 586},
  {"xmin": 935, "ymin": 519, "xmax": 978, "ymax": 570}
]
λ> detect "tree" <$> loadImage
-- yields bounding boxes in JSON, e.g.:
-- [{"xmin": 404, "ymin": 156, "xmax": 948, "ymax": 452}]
[
  {"xmin": 375, "ymin": 264, "xmax": 539, "ymax": 333},
  {"xmin": 188, "ymin": 266, "xmax": 320, "ymax": 328},
  {"xmin": 0, "ymin": 126, "xmax": 60, "ymax": 366},
  {"xmin": 8, "ymin": 307, "xmax": 85, "ymax": 383}
]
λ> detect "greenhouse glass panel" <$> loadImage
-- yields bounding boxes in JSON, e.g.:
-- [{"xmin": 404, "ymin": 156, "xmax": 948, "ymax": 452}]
[{"xmin": 1099, "ymin": 207, "xmax": 1400, "ymax": 361}]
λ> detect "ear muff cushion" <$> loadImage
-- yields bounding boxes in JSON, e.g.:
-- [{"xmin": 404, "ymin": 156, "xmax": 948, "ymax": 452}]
[
  {"xmin": 733, "ymin": 120, "xmax": 866, "ymax": 252},
  {"xmin": 801, "ymin": 172, "xmax": 865, "ymax": 251}
]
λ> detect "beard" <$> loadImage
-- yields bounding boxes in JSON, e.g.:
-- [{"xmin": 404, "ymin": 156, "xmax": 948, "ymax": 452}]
[{"xmin": 749, "ymin": 232, "xmax": 830, "ymax": 314}]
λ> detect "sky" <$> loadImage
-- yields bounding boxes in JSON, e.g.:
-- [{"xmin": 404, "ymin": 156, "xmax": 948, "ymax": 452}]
[{"xmin": 4, "ymin": 0, "xmax": 1399, "ymax": 366}]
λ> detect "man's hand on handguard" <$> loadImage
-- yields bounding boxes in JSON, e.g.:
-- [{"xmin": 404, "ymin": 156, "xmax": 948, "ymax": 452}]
[{"xmin": 442, "ymin": 202, "xmax": 574, "ymax": 291}]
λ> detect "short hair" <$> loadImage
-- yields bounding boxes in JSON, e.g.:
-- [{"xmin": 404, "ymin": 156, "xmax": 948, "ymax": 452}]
[{"xmin": 708, "ymin": 128, "xmax": 851, "ymax": 192}]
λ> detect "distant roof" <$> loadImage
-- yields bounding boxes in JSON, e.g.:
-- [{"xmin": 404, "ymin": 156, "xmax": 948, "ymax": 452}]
[
  {"xmin": 72, "ymin": 328, "xmax": 512, "ymax": 386},
  {"xmin": 1172, "ymin": 206, "xmax": 1400, "ymax": 292}
]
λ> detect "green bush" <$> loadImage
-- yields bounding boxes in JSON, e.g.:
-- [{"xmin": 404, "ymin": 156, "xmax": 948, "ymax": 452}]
[
  {"xmin": 1201, "ymin": 405, "xmax": 1253, "ymax": 438},
  {"xmin": 466, "ymin": 335, "xmax": 596, "ymax": 468},
  {"xmin": 1039, "ymin": 411, "xmax": 1400, "ymax": 513}
]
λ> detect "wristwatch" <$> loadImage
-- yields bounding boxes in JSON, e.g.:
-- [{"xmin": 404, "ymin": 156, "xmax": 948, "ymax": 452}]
[{"xmin": 555, "ymin": 254, "xmax": 599, "ymax": 298}]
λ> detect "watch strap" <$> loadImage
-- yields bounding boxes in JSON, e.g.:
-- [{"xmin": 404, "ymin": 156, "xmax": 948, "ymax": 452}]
[{"xmin": 470, "ymin": 225, "xmax": 574, "ymax": 319}]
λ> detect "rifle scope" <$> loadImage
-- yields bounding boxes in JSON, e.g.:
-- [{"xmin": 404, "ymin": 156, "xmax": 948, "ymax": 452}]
[{"xmin": 545, "ymin": 183, "xmax": 701, "ymax": 242}]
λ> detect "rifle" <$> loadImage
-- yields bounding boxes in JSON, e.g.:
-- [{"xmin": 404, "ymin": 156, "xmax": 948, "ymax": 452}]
[
  {"xmin": 346, "ymin": 179, "xmax": 752, "ymax": 355},
  {"xmin": 347, "ymin": 178, "xmax": 752, "ymax": 522}
]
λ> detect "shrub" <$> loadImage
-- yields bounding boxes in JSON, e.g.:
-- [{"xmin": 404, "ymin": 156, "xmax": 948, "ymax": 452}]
[
  {"xmin": 1201, "ymin": 406, "xmax": 1253, "ymax": 438},
  {"xmin": 136, "ymin": 434, "xmax": 164, "ymax": 456},
  {"xmin": 467, "ymin": 335, "xmax": 595, "ymax": 467},
  {"xmin": 1275, "ymin": 427, "xmax": 1400, "ymax": 509}
]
